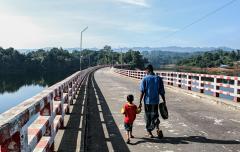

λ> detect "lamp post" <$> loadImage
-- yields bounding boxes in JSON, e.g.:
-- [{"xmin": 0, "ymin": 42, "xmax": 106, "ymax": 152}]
[
  {"xmin": 111, "ymin": 52, "xmax": 113, "ymax": 67},
  {"xmin": 88, "ymin": 53, "xmax": 90, "ymax": 68},
  {"xmin": 80, "ymin": 26, "xmax": 88, "ymax": 71},
  {"xmin": 121, "ymin": 47, "xmax": 123, "ymax": 69}
]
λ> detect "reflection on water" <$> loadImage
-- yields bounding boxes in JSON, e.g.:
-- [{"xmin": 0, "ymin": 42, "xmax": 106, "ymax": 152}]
[
  {"xmin": 0, "ymin": 85, "xmax": 45, "ymax": 114},
  {"xmin": 0, "ymin": 72, "xmax": 75, "ymax": 114}
]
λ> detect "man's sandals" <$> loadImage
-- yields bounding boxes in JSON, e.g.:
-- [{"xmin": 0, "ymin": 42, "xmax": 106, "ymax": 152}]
[
  {"xmin": 157, "ymin": 130, "xmax": 164, "ymax": 139},
  {"xmin": 145, "ymin": 132, "xmax": 154, "ymax": 138},
  {"xmin": 145, "ymin": 130, "xmax": 164, "ymax": 139}
]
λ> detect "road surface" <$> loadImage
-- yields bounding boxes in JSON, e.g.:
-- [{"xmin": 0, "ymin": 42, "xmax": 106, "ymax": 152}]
[
  {"xmin": 93, "ymin": 68, "xmax": 240, "ymax": 152},
  {"xmin": 55, "ymin": 67, "xmax": 240, "ymax": 152}
]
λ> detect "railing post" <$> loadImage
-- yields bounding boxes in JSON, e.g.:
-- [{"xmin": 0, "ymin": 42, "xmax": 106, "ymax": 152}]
[
  {"xmin": 160, "ymin": 73, "xmax": 163, "ymax": 80},
  {"xmin": 213, "ymin": 77, "xmax": 220, "ymax": 97},
  {"xmin": 187, "ymin": 75, "xmax": 192, "ymax": 90},
  {"xmin": 161, "ymin": 73, "xmax": 166, "ymax": 84},
  {"xmin": 1, "ymin": 132, "xmax": 21, "ymax": 152},
  {"xmin": 170, "ymin": 73, "xmax": 174, "ymax": 86},
  {"xmin": 60, "ymin": 88, "xmax": 65, "ymax": 129},
  {"xmin": 177, "ymin": 74, "xmax": 181, "ymax": 88},
  {"xmin": 41, "ymin": 96, "xmax": 54, "ymax": 151},
  {"xmin": 48, "ymin": 95, "xmax": 55, "ymax": 151},
  {"xmin": 199, "ymin": 76, "xmax": 204, "ymax": 93},
  {"xmin": 234, "ymin": 79, "xmax": 240, "ymax": 102},
  {"xmin": 54, "ymin": 88, "xmax": 64, "ymax": 129},
  {"xmin": 41, "ymin": 97, "xmax": 53, "ymax": 116},
  {"xmin": 72, "ymin": 80, "xmax": 77, "ymax": 101},
  {"xmin": 167, "ymin": 73, "xmax": 170, "ymax": 85},
  {"xmin": 20, "ymin": 121, "xmax": 29, "ymax": 151},
  {"xmin": 64, "ymin": 85, "xmax": 70, "ymax": 114},
  {"xmin": 69, "ymin": 82, "xmax": 73, "ymax": 105}
]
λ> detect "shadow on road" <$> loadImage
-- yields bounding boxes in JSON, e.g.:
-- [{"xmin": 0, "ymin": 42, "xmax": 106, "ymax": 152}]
[
  {"xmin": 87, "ymin": 73, "xmax": 130, "ymax": 151},
  {"xmin": 56, "ymin": 76, "xmax": 87, "ymax": 152},
  {"xmin": 131, "ymin": 136, "xmax": 240, "ymax": 145},
  {"xmin": 55, "ymin": 71, "xmax": 130, "ymax": 152}
]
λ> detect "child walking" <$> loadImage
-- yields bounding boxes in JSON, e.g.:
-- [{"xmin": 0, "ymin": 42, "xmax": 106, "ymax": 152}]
[{"xmin": 121, "ymin": 94, "xmax": 141, "ymax": 144}]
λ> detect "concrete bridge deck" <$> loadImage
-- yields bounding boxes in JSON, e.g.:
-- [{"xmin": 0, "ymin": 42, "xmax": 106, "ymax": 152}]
[{"xmin": 55, "ymin": 67, "xmax": 240, "ymax": 152}]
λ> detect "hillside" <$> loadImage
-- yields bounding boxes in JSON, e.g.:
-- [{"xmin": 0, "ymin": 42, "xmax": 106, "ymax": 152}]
[
  {"xmin": 177, "ymin": 50, "xmax": 240, "ymax": 68},
  {"xmin": 141, "ymin": 51, "xmax": 203, "ymax": 69},
  {"xmin": 113, "ymin": 46, "xmax": 233, "ymax": 52}
]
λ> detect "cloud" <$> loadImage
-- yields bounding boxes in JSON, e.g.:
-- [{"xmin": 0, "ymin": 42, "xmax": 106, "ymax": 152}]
[
  {"xmin": 71, "ymin": 15, "xmax": 178, "ymax": 34},
  {"xmin": 115, "ymin": 0, "xmax": 150, "ymax": 7},
  {"xmin": 0, "ymin": 13, "xmax": 47, "ymax": 48}
]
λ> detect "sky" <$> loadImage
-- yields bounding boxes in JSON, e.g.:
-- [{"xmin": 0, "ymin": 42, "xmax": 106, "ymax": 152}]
[{"xmin": 0, "ymin": 0, "xmax": 239, "ymax": 49}]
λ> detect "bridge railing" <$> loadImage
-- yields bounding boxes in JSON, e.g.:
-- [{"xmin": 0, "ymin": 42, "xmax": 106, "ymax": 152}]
[
  {"xmin": 114, "ymin": 68, "xmax": 240, "ymax": 102},
  {"xmin": 0, "ymin": 66, "xmax": 100, "ymax": 152}
]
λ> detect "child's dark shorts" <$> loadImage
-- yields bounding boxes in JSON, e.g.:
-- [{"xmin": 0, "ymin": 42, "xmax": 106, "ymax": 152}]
[{"xmin": 124, "ymin": 123, "xmax": 133, "ymax": 131}]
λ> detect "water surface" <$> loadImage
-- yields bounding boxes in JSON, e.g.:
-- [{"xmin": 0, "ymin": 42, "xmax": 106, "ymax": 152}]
[
  {"xmin": 0, "ymin": 85, "xmax": 46, "ymax": 114},
  {"xmin": 0, "ymin": 72, "xmax": 74, "ymax": 114}
]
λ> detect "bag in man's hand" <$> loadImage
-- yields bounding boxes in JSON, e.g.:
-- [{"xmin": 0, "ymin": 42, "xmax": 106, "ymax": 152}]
[{"xmin": 159, "ymin": 102, "xmax": 168, "ymax": 119}]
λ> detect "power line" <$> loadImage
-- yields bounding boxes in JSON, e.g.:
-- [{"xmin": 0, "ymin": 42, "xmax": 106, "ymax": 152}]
[{"xmin": 164, "ymin": 0, "xmax": 238, "ymax": 38}]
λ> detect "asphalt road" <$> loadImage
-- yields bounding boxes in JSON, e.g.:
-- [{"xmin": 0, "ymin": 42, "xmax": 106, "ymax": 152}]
[{"xmin": 93, "ymin": 68, "xmax": 240, "ymax": 152}]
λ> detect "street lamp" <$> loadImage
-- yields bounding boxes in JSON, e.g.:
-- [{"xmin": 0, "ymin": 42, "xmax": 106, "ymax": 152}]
[
  {"xmin": 80, "ymin": 26, "xmax": 88, "ymax": 71},
  {"xmin": 120, "ymin": 47, "xmax": 123, "ymax": 69},
  {"xmin": 88, "ymin": 53, "xmax": 90, "ymax": 68}
]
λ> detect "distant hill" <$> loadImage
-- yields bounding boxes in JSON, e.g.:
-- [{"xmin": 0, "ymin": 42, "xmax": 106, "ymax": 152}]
[
  {"xmin": 141, "ymin": 51, "xmax": 203, "ymax": 69},
  {"xmin": 16, "ymin": 46, "xmax": 234, "ymax": 53},
  {"xmin": 17, "ymin": 47, "xmax": 99, "ymax": 53},
  {"xmin": 113, "ymin": 46, "xmax": 234, "ymax": 52},
  {"xmin": 177, "ymin": 50, "xmax": 240, "ymax": 68}
]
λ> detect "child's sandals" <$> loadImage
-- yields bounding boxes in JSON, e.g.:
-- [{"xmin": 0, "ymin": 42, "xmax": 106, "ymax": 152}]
[
  {"xmin": 126, "ymin": 135, "xmax": 134, "ymax": 144},
  {"xmin": 126, "ymin": 138, "xmax": 130, "ymax": 144}
]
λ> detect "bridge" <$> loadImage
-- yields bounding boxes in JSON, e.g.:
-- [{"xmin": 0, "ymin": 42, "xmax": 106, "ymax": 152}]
[{"xmin": 0, "ymin": 66, "xmax": 240, "ymax": 152}]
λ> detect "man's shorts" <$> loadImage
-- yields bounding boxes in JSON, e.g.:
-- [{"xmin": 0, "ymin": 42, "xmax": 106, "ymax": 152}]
[{"xmin": 124, "ymin": 123, "xmax": 133, "ymax": 131}]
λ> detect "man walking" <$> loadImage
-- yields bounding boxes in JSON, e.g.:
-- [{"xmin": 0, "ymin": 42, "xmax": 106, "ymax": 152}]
[{"xmin": 139, "ymin": 64, "xmax": 166, "ymax": 138}]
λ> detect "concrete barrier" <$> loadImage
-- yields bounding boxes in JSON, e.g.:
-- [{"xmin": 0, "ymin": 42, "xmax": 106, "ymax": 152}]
[
  {"xmin": 0, "ymin": 66, "xmax": 100, "ymax": 152},
  {"xmin": 114, "ymin": 68, "xmax": 240, "ymax": 102}
]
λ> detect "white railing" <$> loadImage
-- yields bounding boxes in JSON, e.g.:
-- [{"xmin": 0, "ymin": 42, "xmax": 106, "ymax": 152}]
[
  {"xmin": 0, "ymin": 66, "xmax": 100, "ymax": 152},
  {"xmin": 114, "ymin": 68, "xmax": 240, "ymax": 102}
]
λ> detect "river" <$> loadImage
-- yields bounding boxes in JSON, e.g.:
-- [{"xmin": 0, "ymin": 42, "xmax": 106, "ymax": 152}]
[{"xmin": 0, "ymin": 72, "xmax": 74, "ymax": 114}]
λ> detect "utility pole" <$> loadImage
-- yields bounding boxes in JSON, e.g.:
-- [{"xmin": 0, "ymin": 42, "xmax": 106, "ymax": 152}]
[
  {"xmin": 112, "ymin": 52, "xmax": 113, "ymax": 67},
  {"xmin": 121, "ymin": 48, "xmax": 123, "ymax": 69},
  {"xmin": 80, "ymin": 26, "xmax": 88, "ymax": 71},
  {"xmin": 88, "ymin": 54, "xmax": 90, "ymax": 67}
]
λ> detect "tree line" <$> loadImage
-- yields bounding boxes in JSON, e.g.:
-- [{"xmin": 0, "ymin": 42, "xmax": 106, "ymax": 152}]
[
  {"xmin": 141, "ymin": 50, "xmax": 202, "ymax": 69},
  {"xmin": 177, "ymin": 50, "xmax": 240, "ymax": 68},
  {"xmin": 0, "ymin": 45, "xmax": 148, "ymax": 75}
]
